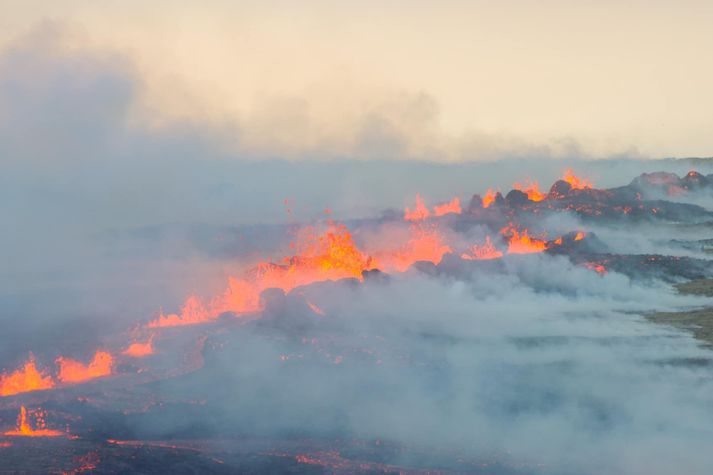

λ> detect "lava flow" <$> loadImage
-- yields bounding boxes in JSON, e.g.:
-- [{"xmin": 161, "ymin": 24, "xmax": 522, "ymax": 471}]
[
  {"xmin": 122, "ymin": 335, "xmax": 155, "ymax": 358},
  {"xmin": 0, "ymin": 355, "xmax": 55, "ymax": 397},
  {"xmin": 56, "ymin": 351, "xmax": 114, "ymax": 384},
  {"xmin": 563, "ymin": 168, "xmax": 593, "ymax": 190},
  {"xmin": 404, "ymin": 193, "xmax": 431, "ymax": 221},
  {"xmin": 3, "ymin": 406, "xmax": 64, "ymax": 437},
  {"xmin": 373, "ymin": 224, "xmax": 452, "ymax": 272},
  {"xmin": 513, "ymin": 180, "xmax": 547, "ymax": 202},
  {"xmin": 433, "ymin": 197, "xmax": 461, "ymax": 216},
  {"xmin": 149, "ymin": 222, "xmax": 377, "ymax": 327},
  {"xmin": 500, "ymin": 225, "xmax": 549, "ymax": 254},
  {"xmin": 405, "ymin": 194, "xmax": 461, "ymax": 221}
]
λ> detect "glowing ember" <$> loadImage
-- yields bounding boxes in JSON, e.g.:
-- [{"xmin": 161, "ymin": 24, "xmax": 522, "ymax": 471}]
[
  {"xmin": 3, "ymin": 406, "xmax": 64, "ymax": 437},
  {"xmin": 500, "ymin": 225, "xmax": 548, "ymax": 254},
  {"xmin": 482, "ymin": 189, "xmax": 497, "ymax": 208},
  {"xmin": 56, "ymin": 351, "xmax": 114, "ymax": 384},
  {"xmin": 122, "ymin": 336, "xmax": 155, "ymax": 357},
  {"xmin": 583, "ymin": 262, "xmax": 608, "ymax": 275},
  {"xmin": 574, "ymin": 231, "xmax": 586, "ymax": 241},
  {"xmin": 513, "ymin": 180, "xmax": 547, "ymax": 202},
  {"xmin": 562, "ymin": 169, "xmax": 593, "ymax": 190},
  {"xmin": 404, "ymin": 193, "xmax": 431, "ymax": 221},
  {"xmin": 0, "ymin": 355, "xmax": 55, "ymax": 397},
  {"xmin": 433, "ymin": 197, "xmax": 461, "ymax": 216},
  {"xmin": 461, "ymin": 236, "xmax": 504, "ymax": 260}
]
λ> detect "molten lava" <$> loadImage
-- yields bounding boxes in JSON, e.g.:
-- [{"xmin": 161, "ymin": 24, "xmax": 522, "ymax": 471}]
[
  {"xmin": 0, "ymin": 355, "xmax": 55, "ymax": 397},
  {"xmin": 404, "ymin": 193, "xmax": 430, "ymax": 221},
  {"xmin": 482, "ymin": 189, "xmax": 497, "ymax": 208},
  {"xmin": 562, "ymin": 169, "xmax": 593, "ymax": 190},
  {"xmin": 405, "ymin": 194, "xmax": 461, "ymax": 220},
  {"xmin": 513, "ymin": 180, "xmax": 547, "ymax": 202},
  {"xmin": 461, "ymin": 236, "xmax": 504, "ymax": 260},
  {"xmin": 500, "ymin": 225, "xmax": 548, "ymax": 254},
  {"xmin": 3, "ymin": 406, "xmax": 64, "ymax": 437},
  {"xmin": 150, "ymin": 223, "xmax": 376, "ymax": 327},
  {"xmin": 374, "ymin": 224, "xmax": 452, "ymax": 272},
  {"xmin": 122, "ymin": 336, "xmax": 155, "ymax": 358},
  {"xmin": 56, "ymin": 351, "xmax": 114, "ymax": 384},
  {"xmin": 433, "ymin": 197, "xmax": 461, "ymax": 216}
]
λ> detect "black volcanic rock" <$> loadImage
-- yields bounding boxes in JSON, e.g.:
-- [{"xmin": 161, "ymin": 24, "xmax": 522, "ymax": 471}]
[
  {"xmin": 467, "ymin": 194, "xmax": 483, "ymax": 214},
  {"xmin": 258, "ymin": 288, "xmax": 320, "ymax": 330},
  {"xmin": 505, "ymin": 189, "xmax": 530, "ymax": 207},
  {"xmin": 467, "ymin": 191, "xmax": 505, "ymax": 215},
  {"xmin": 630, "ymin": 172, "xmax": 681, "ymax": 188},
  {"xmin": 489, "ymin": 191, "xmax": 506, "ymax": 208},
  {"xmin": 549, "ymin": 180, "xmax": 572, "ymax": 199},
  {"xmin": 362, "ymin": 268, "xmax": 390, "ymax": 284}
]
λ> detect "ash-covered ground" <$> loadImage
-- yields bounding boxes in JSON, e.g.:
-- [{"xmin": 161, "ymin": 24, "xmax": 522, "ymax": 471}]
[{"xmin": 2, "ymin": 166, "xmax": 713, "ymax": 474}]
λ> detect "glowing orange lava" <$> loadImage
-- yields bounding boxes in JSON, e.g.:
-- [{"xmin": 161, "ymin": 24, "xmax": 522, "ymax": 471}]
[
  {"xmin": 0, "ymin": 355, "xmax": 55, "ymax": 397},
  {"xmin": 574, "ymin": 231, "xmax": 586, "ymax": 241},
  {"xmin": 150, "ymin": 223, "xmax": 376, "ymax": 327},
  {"xmin": 482, "ymin": 189, "xmax": 497, "ymax": 208},
  {"xmin": 500, "ymin": 225, "xmax": 548, "ymax": 254},
  {"xmin": 3, "ymin": 406, "xmax": 64, "ymax": 437},
  {"xmin": 513, "ymin": 180, "xmax": 547, "ymax": 202},
  {"xmin": 122, "ymin": 336, "xmax": 155, "ymax": 358},
  {"xmin": 56, "ymin": 351, "xmax": 114, "ymax": 384},
  {"xmin": 374, "ymin": 225, "xmax": 452, "ymax": 272},
  {"xmin": 562, "ymin": 169, "xmax": 593, "ymax": 190},
  {"xmin": 404, "ymin": 193, "xmax": 430, "ymax": 221},
  {"xmin": 461, "ymin": 236, "xmax": 504, "ymax": 260},
  {"xmin": 433, "ymin": 197, "xmax": 461, "ymax": 216}
]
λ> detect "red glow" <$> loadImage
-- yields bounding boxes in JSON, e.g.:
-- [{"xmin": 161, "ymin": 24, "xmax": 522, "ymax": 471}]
[
  {"xmin": 562, "ymin": 169, "xmax": 593, "ymax": 190},
  {"xmin": 433, "ymin": 197, "xmax": 461, "ymax": 216},
  {"xmin": 122, "ymin": 336, "xmax": 155, "ymax": 358},
  {"xmin": 461, "ymin": 236, "xmax": 504, "ymax": 260},
  {"xmin": 150, "ymin": 223, "xmax": 376, "ymax": 327},
  {"xmin": 3, "ymin": 406, "xmax": 64, "ymax": 437},
  {"xmin": 404, "ymin": 193, "xmax": 431, "ymax": 221},
  {"xmin": 584, "ymin": 262, "xmax": 608, "ymax": 275},
  {"xmin": 513, "ymin": 180, "xmax": 547, "ymax": 202},
  {"xmin": 500, "ymin": 224, "xmax": 548, "ymax": 254},
  {"xmin": 374, "ymin": 225, "xmax": 452, "ymax": 272},
  {"xmin": 56, "ymin": 351, "xmax": 113, "ymax": 384},
  {"xmin": 0, "ymin": 355, "xmax": 55, "ymax": 397},
  {"xmin": 482, "ymin": 189, "xmax": 497, "ymax": 208}
]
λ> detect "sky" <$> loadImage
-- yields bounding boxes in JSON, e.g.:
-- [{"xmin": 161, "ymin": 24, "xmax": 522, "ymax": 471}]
[{"xmin": 2, "ymin": 0, "xmax": 713, "ymax": 160}]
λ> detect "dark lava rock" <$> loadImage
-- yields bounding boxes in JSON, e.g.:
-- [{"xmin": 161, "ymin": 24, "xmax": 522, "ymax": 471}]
[
  {"xmin": 548, "ymin": 180, "xmax": 572, "ymax": 199},
  {"xmin": 505, "ymin": 189, "xmax": 530, "ymax": 207}
]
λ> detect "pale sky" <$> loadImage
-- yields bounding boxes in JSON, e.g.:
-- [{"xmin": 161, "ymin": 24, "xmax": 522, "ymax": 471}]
[{"xmin": 2, "ymin": 0, "xmax": 713, "ymax": 160}]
